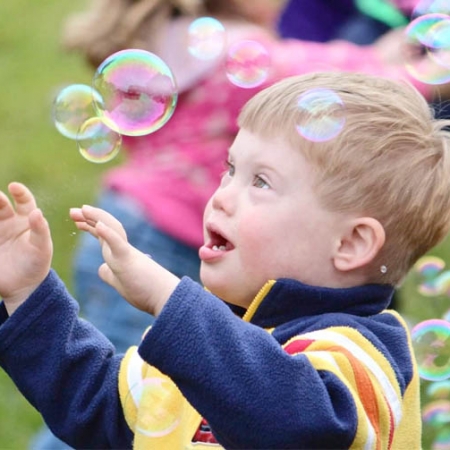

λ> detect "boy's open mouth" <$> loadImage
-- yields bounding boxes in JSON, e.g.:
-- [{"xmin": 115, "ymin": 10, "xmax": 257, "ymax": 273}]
[{"xmin": 208, "ymin": 230, "xmax": 235, "ymax": 252}]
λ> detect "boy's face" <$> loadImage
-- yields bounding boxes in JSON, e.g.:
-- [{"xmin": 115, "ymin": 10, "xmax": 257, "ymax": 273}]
[{"xmin": 199, "ymin": 129, "xmax": 345, "ymax": 309}]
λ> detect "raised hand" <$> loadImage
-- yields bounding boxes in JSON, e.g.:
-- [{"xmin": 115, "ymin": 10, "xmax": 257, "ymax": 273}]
[
  {"xmin": 70, "ymin": 205, "xmax": 179, "ymax": 316},
  {"xmin": 0, "ymin": 182, "xmax": 53, "ymax": 315}
]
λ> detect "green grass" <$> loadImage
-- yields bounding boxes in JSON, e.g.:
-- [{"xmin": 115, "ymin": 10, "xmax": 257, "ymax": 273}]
[
  {"xmin": 0, "ymin": 1, "xmax": 120, "ymax": 448},
  {"xmin": 0, "ymin": 1, "xmax": 449, "ymax": 448}
]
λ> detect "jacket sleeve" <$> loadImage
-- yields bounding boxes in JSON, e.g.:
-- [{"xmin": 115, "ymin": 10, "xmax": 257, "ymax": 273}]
[
  {"xmin": 0, "ymin": 270, "xmax": 134, "ymax": 449},
  {"xmin": 138, "ymin": 278, "xmax": 364, "ymax": 449}
]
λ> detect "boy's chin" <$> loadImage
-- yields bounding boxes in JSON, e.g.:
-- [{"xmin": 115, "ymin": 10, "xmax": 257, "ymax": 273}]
[
  {"xmin": 200, "ymin": 268, "xmax": 255, "ymax": 308},
  {"xmin": 203, "ymin": 284, "xmax": 252, "ymax": 310}
]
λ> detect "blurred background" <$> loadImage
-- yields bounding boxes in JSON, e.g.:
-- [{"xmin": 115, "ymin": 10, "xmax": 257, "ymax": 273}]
[
  {"xmin": 0, "ymin": 0, "xmax": 450, "ymax": 448},
  {"xmin": 0, "ymin": 1, "xmax": 121, "ymax": 447}
]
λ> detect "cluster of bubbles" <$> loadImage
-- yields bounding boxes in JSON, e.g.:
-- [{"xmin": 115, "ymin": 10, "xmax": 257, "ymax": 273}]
[
  {"xmin": 187, "ymin": 17, "xmax": 348, "ymax": 143},
  {"xmin": 404, "ymin": 0, "xmax": 450, "ymax": 85},
  {"xmin": 412, "ymin": 256, "xmax": 450, "ymax": 383},
  {"xmin": 53, "ymin": 49, "xmax": 178, "ymax": 163},
  {"xmin": 422, "ymin": 382, "xmax": 450, "ymax": 449},
  {"xmin": 187, "ymin": 17, "xmax": 271, "ymax": 88},
  {"xmin": 411, "ymin": 254, "xmax": 450, "ymax": 448},
  {"xmin": 53, "ymin": 15, "xmax": 347, "ymax": 161},
  {"xmin": 289, "ymin": 0, "xmax": 450, "ymax": 146},
  {"xmin": 52, "ymin": 17, "xmax": 278, "ymax": 162},
  {"xmin": 52, "ymin": 3, "xmax": 450, "ymax": 162}
]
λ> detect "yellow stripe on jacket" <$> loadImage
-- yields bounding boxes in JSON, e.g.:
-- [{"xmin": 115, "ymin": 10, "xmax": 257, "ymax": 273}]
[
  {"xmin": 119, "ymin": 346, "xmax": 223, "ymax": 449},
  {"xmin": 283, "ymin": 323, "xmax": 421, "ymax": 449}
]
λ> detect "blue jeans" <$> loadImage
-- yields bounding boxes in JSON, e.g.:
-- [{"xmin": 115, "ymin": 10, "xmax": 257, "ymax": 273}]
[{"xmin": 30, "ymin": 189, "xmax": 201, "ymax": 449}]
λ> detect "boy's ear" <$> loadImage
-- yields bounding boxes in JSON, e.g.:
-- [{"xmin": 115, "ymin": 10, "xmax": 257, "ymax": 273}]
[{"xmin": 333, "ymin": 217, "xmax": 385, "ymax": 272}]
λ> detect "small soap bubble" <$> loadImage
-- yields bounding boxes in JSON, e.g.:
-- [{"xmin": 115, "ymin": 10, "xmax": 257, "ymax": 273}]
[
  {"xmin": 415, "ymin": 256, "xmax": 446, "ymax": 277},
  {"xmin": 412, "ymin": 319, "xmax": 450, "ymax": 381},
  {"xmin": 77, "ymin": 117, "xmax": 122, "ymax": 163},
  {"xmin": 427, "ymin": 380, "xmax": 450, "ymax": 399},
  {"xmin": 403, "ymin": 14, "xmax": 450, "ymax": 85},
  {"xmin": 188, "ymin": 17, "xmax": 226, "ymax": 60},
  {"xmin": 414, "ymin": 255, "xmax": 445, "ymax": 296},
  {"xmin": 295, "ymin": 88, "xmax": 346, "ymax": 142},
  {"xmin": 93, "ymin": 49, "xmax": 178, "ymax": 136},
  {"xmin": 225, "ymin": 40, "xmax": 271, "ymax": 89},
  {"xmin": 52, "ymin": 84, "xmax": 103, "ymax": 139},
  {"xmin": 125, "ymin": 377, "xmax": 182, "ymax": 438},
  {"xmin": 423, "ymin": 400, "xmax": 450, "ymax": 426}
]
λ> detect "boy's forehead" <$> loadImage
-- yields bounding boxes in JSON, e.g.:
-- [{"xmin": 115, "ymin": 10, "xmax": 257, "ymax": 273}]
[{"xmin": 231, "ymin": 128, "xmax": 297, "ymax": 155}]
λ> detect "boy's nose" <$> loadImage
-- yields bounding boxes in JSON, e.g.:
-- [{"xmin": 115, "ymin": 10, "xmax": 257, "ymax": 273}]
[{"xmin": 211, "ymin": 183, "xmax": 236, "ymax": 215}]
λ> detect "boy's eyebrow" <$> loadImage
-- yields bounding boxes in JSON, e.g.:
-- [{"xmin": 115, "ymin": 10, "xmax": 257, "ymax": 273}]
[{"xmin": 256, "ymin": 163, "xmax": 282, "ymax": 180}]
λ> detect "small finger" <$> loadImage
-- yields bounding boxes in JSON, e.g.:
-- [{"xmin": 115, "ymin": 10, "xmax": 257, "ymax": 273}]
[
  {"xmin": 73, "ymin": 221, "xmax": 100, "ymax": 238},
  {"xmin": 69, "ymin": 207, "xmax": 85, "ymax": 222},
  {"xmin": 82, "ymin": 205, "xmax": 127, "ymax": 240},
  {"xmin": 96, "ymin": 221, "xmax": 129, "ymax": 258},
  {"xmin": 70, "ymin": 208, "xmax": 98, "ymax": 229},
  {"xmin": 80, "ymin": 205, "xmax": 106, "ymax": 221},
  {"xmin": 28, "ymin": 208, "xmax": 52, "ymax": 250},
  {"xmin": 0, "ymin": 190, "xmax": 15, "ymax": 220},
  {"xmin": 8, "ymin": 182, "xmax": 37, "ymax": 216}
]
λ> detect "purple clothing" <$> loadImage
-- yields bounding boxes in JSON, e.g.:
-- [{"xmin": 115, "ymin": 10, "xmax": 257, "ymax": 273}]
[
  {"xmin": 277, "ymin": 0, "xmax": 357, "ymax": 42},
  {"xmin": 276, "ymin": 0, "xmax": 417, "ymax": 42}
]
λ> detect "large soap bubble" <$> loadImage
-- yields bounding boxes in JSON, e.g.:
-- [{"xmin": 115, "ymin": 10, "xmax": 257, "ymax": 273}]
[{"xmin": 93, "ymin": 49, "xmax": 178, "ymax": 136}]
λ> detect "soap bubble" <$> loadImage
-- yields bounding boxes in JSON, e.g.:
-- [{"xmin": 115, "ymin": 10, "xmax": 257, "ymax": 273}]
[
  {"xmin": 295, "ymin": 88, "xmax": 346, "ymax": 142},
  {"xmin": 188, "ymin": 17, "xmax": 226, "ymax": 60},
  {"xmin": 125, "ymin": 377, "xmax": 182, "ymax": 438},
  {"xmin": 52, "ymin": 84, "xmax": 103, "ymax": 139},
  {"xmin": 412, "ymin": 0, "xmax": 450, "ymax": 18},
  {"xmin": 93, "ymin": 49, "xmax": 178, "ymax": 136},
  {"xmin": 77, "ymin": 117, "xmax": 122, "ymax": 163},
  {"xmin": 413, "ymin": 255, "xmax": 445, "ymax": 296},
  {"xmin": 423, "ymin": 400, "xmax": 450, "ymax": 426},
  {"xmin": 403, "ymin": 14, "xmax": 450, "ymax": 85},
  {"xmin": 225, "ymin": 40, "xmax": 271, "ymax": 89},
  {"xmin": 412, "ymin": 319, "xmax": 450, "ymax": 381}
]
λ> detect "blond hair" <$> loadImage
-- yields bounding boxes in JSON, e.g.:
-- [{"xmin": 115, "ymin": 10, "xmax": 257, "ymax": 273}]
[
  {"xmin": 238, "ymin": 72, "xmax": 450, "ymax": 286},
  {"xmin": 62, "ymin": 0, "xmax": 254, "ymax": 67}
]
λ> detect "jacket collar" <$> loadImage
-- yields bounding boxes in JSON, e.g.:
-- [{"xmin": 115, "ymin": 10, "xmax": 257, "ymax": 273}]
[{"xmin": 228, "ymin": 278, "xmax": 394, "ymax": 328}]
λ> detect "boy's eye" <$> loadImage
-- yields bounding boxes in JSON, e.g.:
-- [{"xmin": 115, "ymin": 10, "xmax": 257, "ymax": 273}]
[
  {"xmin": 253, "ymin": 176, "xmax": 270, "ymax": 189},
  {"xmin": 224, "ymin": 160, "xmax": 235, "ymax": 177}
]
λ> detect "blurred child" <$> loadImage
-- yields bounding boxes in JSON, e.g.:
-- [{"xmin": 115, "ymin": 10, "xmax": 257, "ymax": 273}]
[{"xmin": 2, "ymin": 71, "xmax": 450, "ymax": 448}]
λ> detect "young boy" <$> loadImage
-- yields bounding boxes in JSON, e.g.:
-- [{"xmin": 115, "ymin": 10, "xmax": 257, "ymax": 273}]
[{"xmin": 1, "ymin": 72, "xmax": 450, "ymax": 449}]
